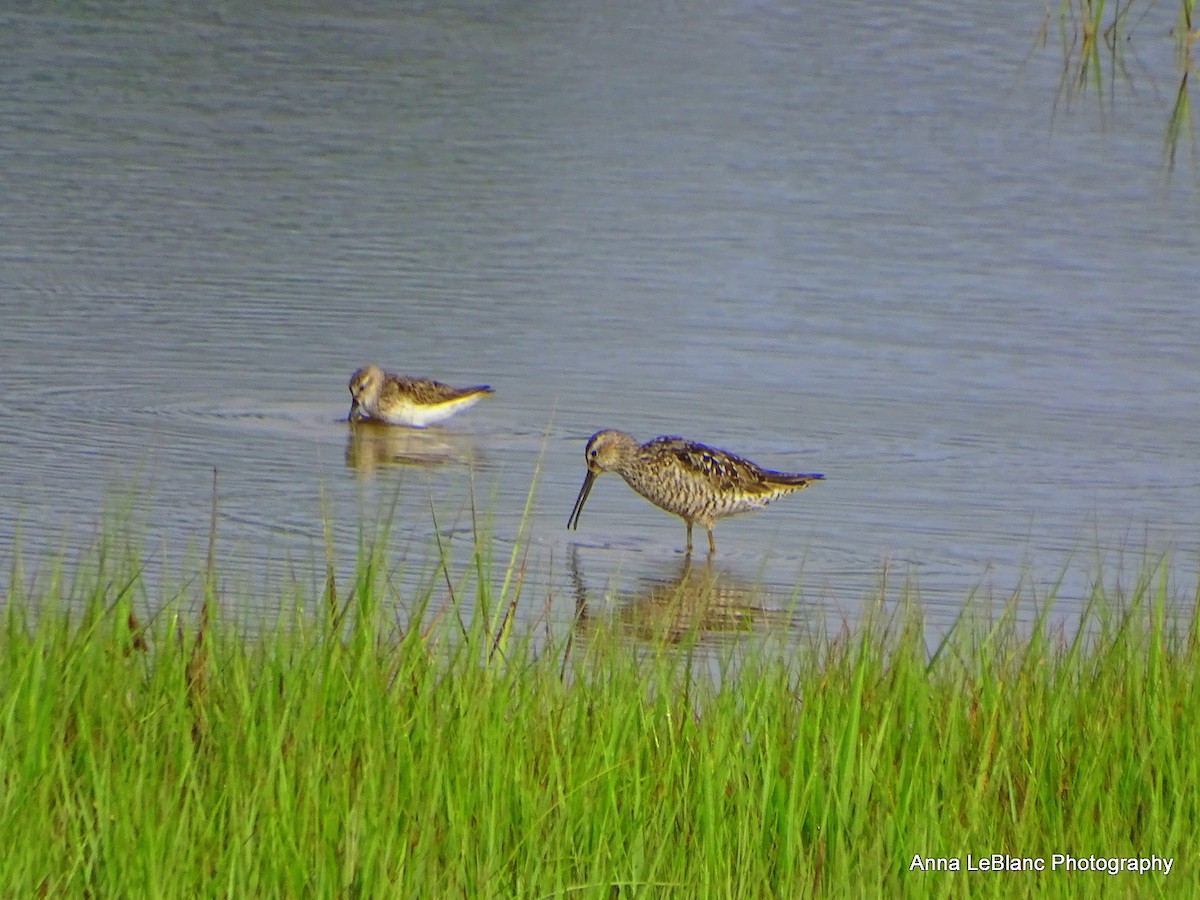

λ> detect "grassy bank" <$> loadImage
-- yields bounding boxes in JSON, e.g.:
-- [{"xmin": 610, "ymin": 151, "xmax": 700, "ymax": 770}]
[{"xmin": 2, "ymin": 524, "xmax": 1198, "ymax": 897}]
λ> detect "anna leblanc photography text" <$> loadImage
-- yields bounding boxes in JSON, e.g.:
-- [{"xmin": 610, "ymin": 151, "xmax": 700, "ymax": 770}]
[{"xmin": 910, "ymin": 854, "xmax": 1174, "ymax": 875}]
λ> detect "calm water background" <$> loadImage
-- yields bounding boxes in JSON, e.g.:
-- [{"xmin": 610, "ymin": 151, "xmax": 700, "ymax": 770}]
[{"xmin": 3, "ymin": 1, "xmax": 1198, "ymax": 636}]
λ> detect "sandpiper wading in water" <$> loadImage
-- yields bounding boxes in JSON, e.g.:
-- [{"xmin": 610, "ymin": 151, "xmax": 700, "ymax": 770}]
[
  {"xmin": 348, "ymin": 364, "xmax": 493, "ymax": 427},
  {"xmin": 567, "ymin": 429, "xmax": 823, "ymax": 553}
]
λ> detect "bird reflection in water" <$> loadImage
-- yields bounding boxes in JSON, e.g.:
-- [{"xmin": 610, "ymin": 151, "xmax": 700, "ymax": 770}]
[
  {"xmin": 344, "ymin": 420, "xmax": 478, "ymax": 474},
  {"xmin": 569, "ymin": 545, "xmax": 805, "ymax": 647}
]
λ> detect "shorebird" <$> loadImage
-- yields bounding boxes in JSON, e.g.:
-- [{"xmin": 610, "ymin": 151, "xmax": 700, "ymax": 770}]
[
  {"xmin": 567, "ymin": 429, "xmax": 823, "ymax": 553},
  {"xmin": 348, "ymin": 364, "xmax": 493, "ymax": 427}
]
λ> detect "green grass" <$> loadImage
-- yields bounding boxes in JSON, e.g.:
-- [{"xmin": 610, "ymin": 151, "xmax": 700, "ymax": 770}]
[
  {"xmin": 1043, "ymin": 0, "xmax": 1198, "ymax": 177},
  {"xmin": 2, "ymin": 516, "xmax": 1199, "ymax": 897}
]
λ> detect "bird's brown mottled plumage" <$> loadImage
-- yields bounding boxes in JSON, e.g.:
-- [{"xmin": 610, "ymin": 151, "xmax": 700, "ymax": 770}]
[
  {"xmin": 567, "ymin": 429, "xmax": 823, "ymax": 553},
  {"xmin": 348, "ymin": 364, "xmax": 493, "ymax": 427}
]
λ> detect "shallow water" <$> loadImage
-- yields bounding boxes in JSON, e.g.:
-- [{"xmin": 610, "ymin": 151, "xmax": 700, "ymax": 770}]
[{"xmin": 3, "ymin": 1, "xmax": 1198, "ymax": 638}]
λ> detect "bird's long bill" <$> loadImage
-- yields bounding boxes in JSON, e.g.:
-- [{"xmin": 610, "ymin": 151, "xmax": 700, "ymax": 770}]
[
  {"xmin": 567, "ymin": 470, "xmax": 597, "ymax": 531},
  {"xmin": 348, "ymin": 399, "xmax": 361, "ymax": 422}
]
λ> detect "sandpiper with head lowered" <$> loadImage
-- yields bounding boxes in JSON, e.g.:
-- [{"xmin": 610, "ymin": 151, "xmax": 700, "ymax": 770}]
[
  {"xmin": 567, "ymin": 429, "xmax": 823, "ymax": 553},
  {"xmin": 348, "ymin": 364, "xmax": 493, "ymax": 427}
]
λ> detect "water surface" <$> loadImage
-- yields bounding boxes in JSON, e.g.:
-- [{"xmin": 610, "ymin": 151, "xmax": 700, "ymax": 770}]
[{"xmin": 3, "ymin": 1, "xmax": 1198, "ymax": 638}]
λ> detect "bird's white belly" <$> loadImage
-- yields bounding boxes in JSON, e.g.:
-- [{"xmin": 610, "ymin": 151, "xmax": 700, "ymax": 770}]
[{"xmin": 373, "ymin": 393, "xmax": 484, "ymax": 427}]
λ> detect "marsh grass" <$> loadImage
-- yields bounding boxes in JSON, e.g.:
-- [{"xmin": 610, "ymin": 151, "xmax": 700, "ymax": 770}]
[
  {"xmin": 2, "ymin": 516, "xmax": 1199, "ymax": 897},
  {"xmin": 1044, "ymin": 0, "xmax": 1198, "ymax": 176}
]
